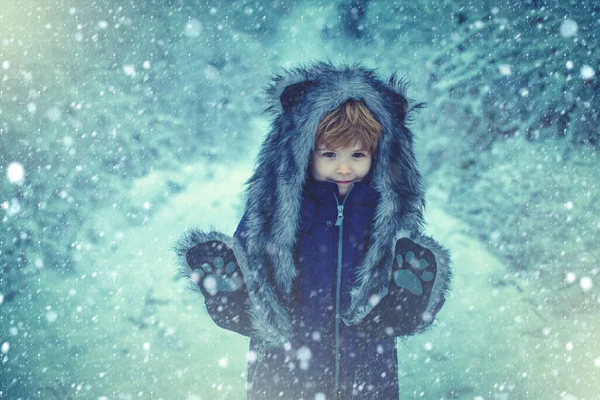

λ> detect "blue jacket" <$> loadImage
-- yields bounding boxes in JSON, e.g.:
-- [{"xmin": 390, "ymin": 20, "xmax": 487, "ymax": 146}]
[{"xmin": 242, "ymin": 177, "xmax": 401, "ymax": 399}]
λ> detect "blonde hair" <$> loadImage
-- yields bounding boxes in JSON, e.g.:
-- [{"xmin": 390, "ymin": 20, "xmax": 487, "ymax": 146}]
[{"xmin": 315, "ymin": 100, "xmax": 382, "ymax": 154}]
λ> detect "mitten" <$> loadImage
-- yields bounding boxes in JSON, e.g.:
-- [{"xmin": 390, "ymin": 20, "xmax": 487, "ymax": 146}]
[
  {"xmin": 353, "ymin": 234, "xmax": 450, "ymax": 338},
  {"xmin": 186, "ymin": 240, "xmax": 245, "ymax": 296},
  {"xmin": 390, "ymin": 237, "xmax": 440, "ymax": 328},
  {"xmin": 174, "ymin": 230, "xmax": 252, "ymax": 336}
]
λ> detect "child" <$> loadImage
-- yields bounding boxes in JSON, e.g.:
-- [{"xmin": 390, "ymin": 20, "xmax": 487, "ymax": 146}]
[{"xmin": 174, "ymin": 62, "xmax": 452, "ymax": 399}]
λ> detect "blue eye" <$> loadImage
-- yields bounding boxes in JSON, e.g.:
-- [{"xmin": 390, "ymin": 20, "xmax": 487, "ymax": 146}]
[
  {"xmin": 323, "ymin": 152, "xmax": 336, "ymax": 158},
  {"xmin": 353, "ymin": 153, "xmax": 366, "ymax": 158}
]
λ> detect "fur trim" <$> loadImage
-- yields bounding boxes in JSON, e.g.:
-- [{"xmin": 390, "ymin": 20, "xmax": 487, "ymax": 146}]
[
  {"xmin": 245, "ymin": 61, "xmax": 431, "ymax": 329},
  {"xmin": 173, "ymin": 228, "xmax": 292, "ymax": 347}
]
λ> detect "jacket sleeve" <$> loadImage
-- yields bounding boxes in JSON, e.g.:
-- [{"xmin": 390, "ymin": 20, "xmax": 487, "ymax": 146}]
[
  {"xmin": 173, "ymin": 214, "xmax": 253, "ymax": 337},
  {"xmin": 355, "ymin": 233, "xmax": 452, "ymax": 338}
]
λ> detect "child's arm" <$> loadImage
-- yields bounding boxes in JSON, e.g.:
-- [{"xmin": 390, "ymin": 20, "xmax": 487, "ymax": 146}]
[
  {"xmin": 354, "ymin": 233, "xmax": 451, "ymax": 338},
  {"xmin": 173, "ymin": 216, "xmax": 253, "ymax": 336}
]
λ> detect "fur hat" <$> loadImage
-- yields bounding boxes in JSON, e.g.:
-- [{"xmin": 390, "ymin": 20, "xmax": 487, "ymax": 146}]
[{"xmin": 239, "ymin": 61, "xmax": 433, "ymax": 344}]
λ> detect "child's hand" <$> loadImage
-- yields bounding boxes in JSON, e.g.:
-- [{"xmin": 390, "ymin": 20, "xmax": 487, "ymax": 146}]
[
  {"xmin": 392, "ymin": 237, "xmax": 437, "ymax": 300},
  {"xmin": 186, "ymin": 241, "xmax": 244, "ymax": 296},
  {"xmin": 350, "ymin": 236, "xmax": 442, "ymax": 339}
]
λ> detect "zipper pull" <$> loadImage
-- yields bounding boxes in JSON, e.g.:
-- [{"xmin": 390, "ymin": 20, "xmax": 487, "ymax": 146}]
[{"xmin": 335, "ymin": 205, "xmax": 344, "ymax": 226}]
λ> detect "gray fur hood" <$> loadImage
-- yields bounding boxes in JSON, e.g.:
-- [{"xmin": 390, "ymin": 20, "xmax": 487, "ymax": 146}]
[{"xmin": 244, "ymin": 62, "xmax": 433, "ymax": 331}]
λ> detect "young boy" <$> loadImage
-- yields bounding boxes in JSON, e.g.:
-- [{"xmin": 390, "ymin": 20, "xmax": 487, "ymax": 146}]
[{"xmin": 174, "ymin": 62, "xmax": 452, "ymax": 399}]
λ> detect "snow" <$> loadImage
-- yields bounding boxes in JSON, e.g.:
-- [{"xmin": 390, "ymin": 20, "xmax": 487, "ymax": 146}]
[
  {"xmin": 296, "ymin": 346, "xmax": 312, "ymax": 370},
  {"xmin": 6, "ymin": 162, "xmax": 24, "ymax": 185},
  {"xmin": 1, "ymin": 1, "xmax": 598, "ymax": 399},
  {"xmin": 122, "ymin": 64, "xmax": 136, "ymax": 78},
  {"xmin": 580, "ymin": 65, "xmax": 595, "ymax": 80},
  {"xmin": 46, "ymin": 106, "xmax": 62, "ymax": 121},
  {"xmin": 45, "ymin": 310, "xmax": 58, "ymax": 323},
  {"xmin": 559, "ymin": 19, "xmax": 578, "ymax": 38},
  {"xmin": 3, "ymin": 198, "xmax": 21, "ymax": 216},
  {"xmin": 368, "ymin": 293, "xmax": 381, "ymax": 306},
  {"xmin": 498, "ymin": 64, "xmax": 512, "ymax": 76},
  {"xmin": 218, "ymin": 356, "xmax": 229, "ymax": 367},
  {"xmin": 184, "ymin": 19, "xmax": 203, "ymax": 38},
  {"xmin": 579, "ymin": 276, "xmax": 593, "ymax": 291}
]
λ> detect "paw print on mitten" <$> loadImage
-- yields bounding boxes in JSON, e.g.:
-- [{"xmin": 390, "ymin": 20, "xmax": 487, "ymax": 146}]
[
  {"xmin": 186, "ymin": 241, "xmax": 244, "ymax": 296},
  {"xmin": 392, "ymin": 238, "xmax": 437, "ymax": 298}
]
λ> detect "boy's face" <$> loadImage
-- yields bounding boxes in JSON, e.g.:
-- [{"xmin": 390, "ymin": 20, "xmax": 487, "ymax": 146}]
[{"xmin": 310, "ymin": 142, "xmax": 373, "ymax": 195}]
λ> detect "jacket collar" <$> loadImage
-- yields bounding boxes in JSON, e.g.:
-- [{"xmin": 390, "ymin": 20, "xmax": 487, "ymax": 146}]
[{"xmin": 304, "ymin": 176, "xmax": 380, "ymax": 206}]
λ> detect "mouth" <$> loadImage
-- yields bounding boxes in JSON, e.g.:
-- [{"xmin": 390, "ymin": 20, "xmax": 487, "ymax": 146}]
[{"xmin": 333, "ymin": 180, "xmax": 354, "ymax": 184}]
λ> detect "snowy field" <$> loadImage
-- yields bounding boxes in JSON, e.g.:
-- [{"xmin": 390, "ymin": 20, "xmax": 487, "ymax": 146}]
[{"xmin": 1, "ymin": 1, "xmax": 599, "ymax": 399}]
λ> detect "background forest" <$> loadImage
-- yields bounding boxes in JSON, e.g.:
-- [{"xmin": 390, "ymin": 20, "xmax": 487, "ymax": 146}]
[{"xmin": 1, "ymin": 0, "xmax": 598, "ymax": 399}]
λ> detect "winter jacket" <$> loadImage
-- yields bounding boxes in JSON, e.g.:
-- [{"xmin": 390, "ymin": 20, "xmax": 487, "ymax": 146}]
[{"xmin": 174, "ymin": 62, "xmax": 452, "ymax": 400}]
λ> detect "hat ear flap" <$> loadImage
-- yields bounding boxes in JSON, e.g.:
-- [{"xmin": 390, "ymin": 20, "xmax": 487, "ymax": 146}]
[
  {"xmin": 280, "ymin": 80, "xmax": 317, "ymax": 112},
  {"xmin": 390, "ymin": 91, "xmax": 409, "ymax": 123}
]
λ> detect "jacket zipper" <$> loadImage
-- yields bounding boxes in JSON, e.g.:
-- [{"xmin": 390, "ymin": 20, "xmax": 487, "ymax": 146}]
[{"xmin": 333, "ymin": 184, "xmax": 354, "ymax": 399}]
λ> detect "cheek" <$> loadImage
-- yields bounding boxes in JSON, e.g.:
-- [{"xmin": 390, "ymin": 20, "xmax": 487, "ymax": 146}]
[
  {"xmin": 310, "ymin": 158, "xmax": 323, "ymax": 178},
  {"xmin": 360, "ymin": 160, "xmax": 373, "ymax": 176}
]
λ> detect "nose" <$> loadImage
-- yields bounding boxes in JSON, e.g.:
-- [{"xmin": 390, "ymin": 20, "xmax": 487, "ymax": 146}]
[{"xmin": 337, "ymin": 163, "xmax": 352, "ymax": 175}]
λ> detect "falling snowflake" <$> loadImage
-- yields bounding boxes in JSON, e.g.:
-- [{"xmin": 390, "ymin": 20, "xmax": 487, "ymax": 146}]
[
  {"xmin": 46, "ymin": 106, "xmax": 62, "ymax": 121},
  {"xmin": 498, "ymin": 65, "xmax": 512, "ymax": 76},
  {"xmin": 580, "ymin": 276, "xmax": 593, "ymax": 291},
  {"xmin": 559, "ymin": 19, "xmax": 578, "ymax": 38},
  {"xmin": 580, "ymin": 65, "xmax": 595, "ymax": 80},
  {"xmin": 218, "ymin": 357, "xmax": 229, "ymax": 368},
  {"xmin": 204, "ymin": 65, "xmax": 220, "ymax": 80},
  {"xmin": 6, "ymin": 162, "xmax": 25, "ymax": 185},
  {"xmin": 368, "ymin": 294, "xmax": 381, "ymax": 306},
  {"xmin": 46, "ymin": 310, "xmax": 58, "ymax": 323},
  {"xmin": 123, "ymin": 65, "xmax": 136, "ymax": 78},
  {"xmin": 184, "ymin": 19, "xmax": 202, "ymax": 37}
]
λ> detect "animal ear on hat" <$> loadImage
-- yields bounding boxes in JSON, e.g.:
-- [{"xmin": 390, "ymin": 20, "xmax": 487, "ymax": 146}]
[
  {"xmin": 387, "ymin": 74, "xmax": 425, "ymax": 124},
  {"xmin": 390, "ymin": 91, "xmax": 409, "ymax": 123},
  {"xmin": 280, "ymin": 80, "xmax": 317, "ymax": 112}
]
